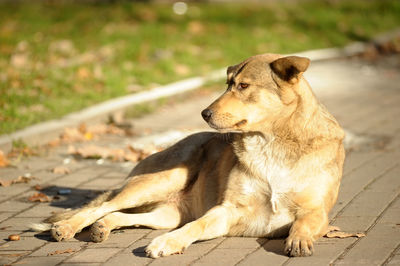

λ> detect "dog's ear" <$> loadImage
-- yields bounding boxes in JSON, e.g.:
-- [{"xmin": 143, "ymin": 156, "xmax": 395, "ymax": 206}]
[
  {"xmin": 270, "ymin": 56, "xmax": 310, "ymax": 83},
  {"xmin": 226, "ymin": 65, "xmax": 238, "ymax": 83}
]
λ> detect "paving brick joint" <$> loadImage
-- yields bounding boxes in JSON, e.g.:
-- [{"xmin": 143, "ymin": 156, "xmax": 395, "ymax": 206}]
[{"xmin": 1, "ymin": 55, "xmax": 400, "ymax": 265}]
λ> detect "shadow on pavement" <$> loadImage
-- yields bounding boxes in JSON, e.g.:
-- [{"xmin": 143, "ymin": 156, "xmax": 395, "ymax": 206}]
[
  {"xmin": 38, "ymin": 185, "xmax": 105, "ymax": 209},
  {"xmin": 132, "ymin": 246, "xmax": 148, "ymax": 257},
  {"xmin": 257, "ymin": 238, "xmax": 286, "ymax": 256}
]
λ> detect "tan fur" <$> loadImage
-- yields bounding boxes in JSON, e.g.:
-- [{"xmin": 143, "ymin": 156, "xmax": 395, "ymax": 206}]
[{"xmin": 33, "ymin": 53, "xmax": 345, "ymax": 258}]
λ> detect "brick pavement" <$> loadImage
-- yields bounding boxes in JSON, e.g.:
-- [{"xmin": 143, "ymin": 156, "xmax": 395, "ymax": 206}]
[{"xmin": 1, "ymin": 54, "xmax": 399, "ymax": 265}]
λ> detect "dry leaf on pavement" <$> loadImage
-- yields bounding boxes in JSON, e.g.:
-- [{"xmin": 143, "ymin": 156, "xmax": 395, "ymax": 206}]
[
  {"xmin": 52, "ymin": 166, "xmax": 71, "ymax": 174},
  {"xmin": 28, "ymin": 192, "xmax": 51, "ymax": 202},
  {"xmin": 324, "ymin": 226, "xmax": 365, "ymax": 239},
  {"xmin": 0, "ymin": 150, "xmax": 10, "ymax": 167},
  {"xmin": 68, "ymin": 145, "xmax": 125, "ymax": 161},
  {"xmin": 60, "ymin": 128, "xmax": 87, "ymax": 143},
  {"xmin": 47, "ymin": 248, "xmax": 76, "ymax": 256},
  {"xmin": 0, "ymin": 175, "xmax": 36, "ymax": 187}
]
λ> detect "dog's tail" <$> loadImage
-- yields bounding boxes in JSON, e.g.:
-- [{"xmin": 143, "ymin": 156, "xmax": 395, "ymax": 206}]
[{"xmin": 29, "ymin": 190, "xmax": 116, "ymax": 232}]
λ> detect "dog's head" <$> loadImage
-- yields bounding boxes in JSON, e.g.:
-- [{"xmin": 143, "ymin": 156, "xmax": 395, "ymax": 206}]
[{"xmin": 201, "ymin": 54, "xmax": 310, "ymax": 132}]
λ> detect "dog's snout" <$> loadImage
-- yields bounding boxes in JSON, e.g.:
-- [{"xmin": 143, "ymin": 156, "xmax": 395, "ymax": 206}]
[{"xmin": 201, "ymin": 109, "xmax": 213, "ymax": 122}]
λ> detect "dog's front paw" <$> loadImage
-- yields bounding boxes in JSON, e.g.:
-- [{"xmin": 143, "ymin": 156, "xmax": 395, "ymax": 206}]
[
  {"xmin": 285, "ymin": 235, "xmax": 314, "ymax": 257},
  {"xmin": 145, "ymin": 233, "xmax": 187, "ymax": 258},
  {"xmin": 90, "ymin": 220, "xmax": 111, "ymax": 243},
  {"xmin": 51, "ymin": 222, "xmax": 75, "ymax": 241}
]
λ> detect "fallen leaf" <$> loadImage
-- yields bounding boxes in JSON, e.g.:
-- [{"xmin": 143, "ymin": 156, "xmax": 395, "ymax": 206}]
[
  {"xmin": 0, "ymin": 150, "xmax": 10, "ymax": 167},
  {"xmin": 0, "ymin": 175, "xmax": 36, "ymax": 187},
  {"xmin": 8, "ymin": 234, "xmax": 20, "ymax": 241},
  {"xmin": 47, "ymin": 248, "xmax": 76, "ymax": 256},
  {"xmin": 68, "ymin": 145, "xmax": 125, "ymax": 161},
  {"xmin": 86, "ymin": 124, "xmax": 124, "ymax": 136},
  {"xmin": 7, "ymin": 146, "xmax": 38, "ymax": 159},
  {"xmin": 0, "ymin": 179, "xmax": 13, "ymax": 187},
  {"xmin": 28, "ymin": 192, "xmax": 51, "ymax": 202},
  {"xmin": 60, "ymin": 128, "xmax": 86, "ymax": 143},
  {"xmin": 324, "ymin": 231, "xmax": 365, "ymax": 239},
  {"xmin": 124, "ymin": 152, "xmax": 140, "ymax": 162},
  {"xmin": 52, "ymin": 166, "xmax": 71, "ymax": 174},
  {"xmin": 33, "ymin": 184, "xmax": 43, "ymax": 191},
  {"xmin": 47, "ymin": 139, "xmax": 61, "ymax": 147}
]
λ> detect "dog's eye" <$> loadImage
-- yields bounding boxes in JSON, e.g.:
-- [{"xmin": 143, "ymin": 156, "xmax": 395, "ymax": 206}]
[{"xmin": 239, "ymin": 83, "xmax": 249, "ymax": 90}]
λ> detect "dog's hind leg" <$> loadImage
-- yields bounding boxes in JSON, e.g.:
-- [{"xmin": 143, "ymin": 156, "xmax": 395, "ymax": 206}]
[
  {"xmin": 48, "ymin": 132, "xmax": 214, "ymax": 241},
  {"xmin": 90, "ymin": 204, "xmax": 182, "ymax": 242},
  {"xmin": 51, "ymin": 166, "xmax": 191, "ymax": 242}
]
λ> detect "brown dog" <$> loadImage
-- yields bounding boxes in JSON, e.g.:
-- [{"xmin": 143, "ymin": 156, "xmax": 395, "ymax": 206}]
[{"xmin": 32, "ymin": 53, "xmax": 345, "ymax": 258}]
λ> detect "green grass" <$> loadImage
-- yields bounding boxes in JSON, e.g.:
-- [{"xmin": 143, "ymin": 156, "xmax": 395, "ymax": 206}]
[{"xmin": 1, "ymin": 0, "xmax": 399, "ymax": 134}]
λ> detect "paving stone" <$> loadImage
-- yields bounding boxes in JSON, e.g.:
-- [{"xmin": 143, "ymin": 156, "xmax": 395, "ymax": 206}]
[
  {"xmin": 64, "ymin": 247, "xmax": 120, "ymax": 263},
  {"xmin": 342, "ymin": 150, "xmax": 379, "ymax": 175},
  {"xmin": 15, "ymin": 255, "xmax": 66, "ymax": 266},
  {"xmin": 366, "ymin": 164, "xmax": 400, "ymax": 193},
  {"xmin": 144, "ymin": 229, "xmax": 170, "ymax": 239},
  {"xmin": 50, "ymin": 166, "xmax": 111, "ymax": 187},
  {"xmin": 86, "ymin": 231, "xmax": 143, "ymax": 248},
  {"xmin": 15, "ymin": 203, "xmax": 63, "ymax": 218},
  {"xmin": 192, "ymin": 248, "xmax": 255, "ymax": 265},
  {"xmin": 387, "ymin": 254, "xmax": 400, "ymax": 265},
  {"xmin": 334, "ymin": 199, "xmax": 400, "ymax": 265},
  {"xmin": 331, "ymin": 151, "xmax": 399, "ymax": 218},
  {"xmin": 128, "ymin": 238, "xmax": 152, "ymax": 255},
  {"xmin": 80, "ymin": 177, "xmax": 125, "ymax": 190},
  {"xmin": 193, "ymin": 236, "xmax": 226, "ymax": 246},
  {"xmin": 99, "ymin": 170, "xmax": 130, "ymax": 179},
  {"xmin": 183, "ymin": 242, "xmax": 221, "ymax": 257},
  {"xmin": 0, "ymin": 235, "xmax": 46, "ymax": 251},
  {"xmin": 0, "ymin": 250, "xmax": 29, "ymax": 265},
  {"xmin": 17, "ymin": 158, "xmax": 61, "ymax": 173},
  {"xmin": 338, "ymin": 191, "xmax": 396, "ymax": 217},
  {"xmin": 0, "ymin": 200, "xmax": 34, "ymax": 213},
  {"xmin": 0, "ymin": 217, "xmax": 43, "ymax": 231},
  {"xmin": 61, "ymin": 263, "xmax": 101, "ymax": 266},
  {"xmin": 236, "ymin": 240, "xmax": 288, "ymax": 266},
  {"xmin": 104, "ymin": 250, "xmax": 153, "ymax": 266},
  {"xmin": 332, "ymin": 215, "xmax": 376, "ymax": 232},
  {"xmin": 285, "ymin": 238, "xmax": 354, "ymax": 266},
  {"xmin": 0, "ymin": 184, "xmax": 31, "ymax": 198},
  {"xmin": 150, "ymin": 254, "xmax": 198, "ymax": 266},
  {"xmin": 217, "ymin": 237, "xmax": 267, "ymax": 249},
  {"xmin": 0, "ymin": 168, "xmax": 31, "ymax": 179},
  {"xmin": 29, "ymin": 241, "xmax": 87, "ymax": 256}
]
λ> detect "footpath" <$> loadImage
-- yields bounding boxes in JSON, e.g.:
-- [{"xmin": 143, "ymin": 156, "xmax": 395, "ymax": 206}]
[{"xmin": 0, "ymin": 54, "xmax": 399, "ymax": 265}]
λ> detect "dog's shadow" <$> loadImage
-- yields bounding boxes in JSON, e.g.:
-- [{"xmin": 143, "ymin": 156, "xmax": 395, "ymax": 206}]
[
  {"xmin": 257, "ymin": 238, "xmax": 286, "ymax": 256},
  {"xmin": 39, "ymin": 185, "xmax": 106, "ymax": 209},
  {"xmin": 132, "ymin": 246, "xmax": 148, "ymax": 258}
]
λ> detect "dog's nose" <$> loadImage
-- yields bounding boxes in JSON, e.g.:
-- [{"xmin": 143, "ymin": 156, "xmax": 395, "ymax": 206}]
[{"xmin": 201, "ymin": 109, "xmax": 213, "ymax": 122}]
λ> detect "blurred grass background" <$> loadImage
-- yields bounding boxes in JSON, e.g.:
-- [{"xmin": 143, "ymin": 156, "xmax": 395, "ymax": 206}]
[{"xmin": 1, "ymin": 0, "xmax": 400, "ymax": 134}]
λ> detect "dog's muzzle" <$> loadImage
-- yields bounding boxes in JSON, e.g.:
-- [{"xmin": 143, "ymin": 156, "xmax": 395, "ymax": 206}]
[{"xmin": 201, "ymin": 109, "xmax": 213, "ymax": 122}]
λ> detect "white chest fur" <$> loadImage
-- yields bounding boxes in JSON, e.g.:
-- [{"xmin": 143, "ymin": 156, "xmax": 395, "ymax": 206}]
[
  {"xmin": 232, "ymin": 134, "xmax": 296, "ymax": 237},
  {"xmin": 239, "ymin": 134, "xmax": 294, "ymax": 212}
]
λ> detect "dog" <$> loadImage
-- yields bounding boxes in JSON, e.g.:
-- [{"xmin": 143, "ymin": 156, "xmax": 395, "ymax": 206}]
[{"xmin": 32, "ymin": 53, "xmax": 345, "ymax": 258}]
